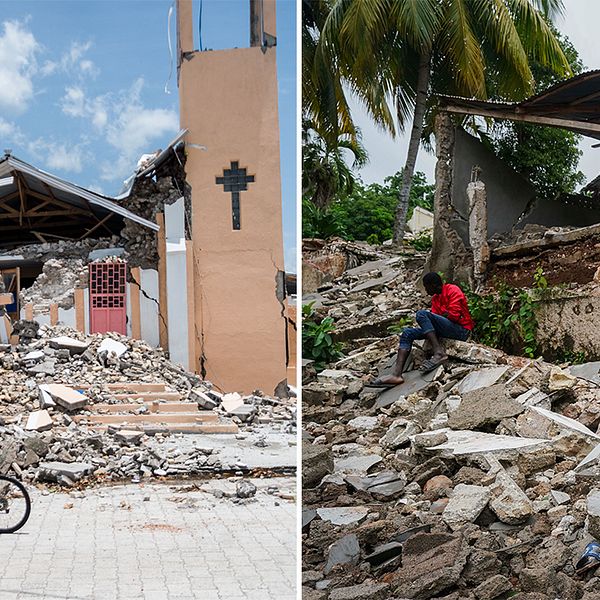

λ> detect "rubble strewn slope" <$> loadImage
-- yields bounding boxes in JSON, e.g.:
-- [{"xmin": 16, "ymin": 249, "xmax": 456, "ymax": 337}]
[
  {"xmin": 0, "ymin": 324, "xmax": 296, "ymax": 487},
  {"xmin": 302, "ymin": 248, "xmax": 600, "ymax": 600}
]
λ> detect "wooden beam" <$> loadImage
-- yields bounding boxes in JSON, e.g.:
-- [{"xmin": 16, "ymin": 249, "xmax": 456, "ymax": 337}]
[
  {"xmin": 15, "ymin": 172, "xmax": 26, "ymax": 226},
  {"xmin": 130, "ymin": 267, "xmax": 141, "ymax": 340},
  {"xmin": 78, "ymin": 213, "xmax": 113, "ymax": 240},
  {"xmin": 156, "ymin": 212, "xmax": 168, "ymax": 351},
  {"xmin": 444, "ymin": 104, "xmax": 600, "ymax": 135}
]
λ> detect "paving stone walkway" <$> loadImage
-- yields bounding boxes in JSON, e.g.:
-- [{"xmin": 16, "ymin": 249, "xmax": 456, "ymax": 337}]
[{"xmin": 0, "ymin": 477, "xmax": 296, "ymax": 600}]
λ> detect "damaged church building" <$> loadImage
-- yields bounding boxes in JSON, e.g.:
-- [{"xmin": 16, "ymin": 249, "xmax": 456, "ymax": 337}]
[
  {"xmin": 0, "ymin": 0, "xmax": 294, "ymax": 397},
  {"xmin": 428, "ymin": 70, "xmax": 600, "ymax": 361}
]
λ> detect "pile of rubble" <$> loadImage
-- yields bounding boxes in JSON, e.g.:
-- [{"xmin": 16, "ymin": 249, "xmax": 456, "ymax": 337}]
[
  {"xmin": 20, "ymin": 258, "xmax": 88, "ymax": 311},
  {"xmin": 0, "ymin": 323, "xmax": 295, "ymax": 487},
  {"xmin": 302, "ymin": 250, "xmax": 600, "ymax": 599}
]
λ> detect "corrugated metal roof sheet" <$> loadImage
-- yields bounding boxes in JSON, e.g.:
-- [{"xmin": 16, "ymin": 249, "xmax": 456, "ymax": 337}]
[
  {"xmin": 0, "ymin": 155, "xmax": 159, "ymax": 231},
  {"xmin": 438, "ymin": 70, "xmax": 600, "ymax": 140}
]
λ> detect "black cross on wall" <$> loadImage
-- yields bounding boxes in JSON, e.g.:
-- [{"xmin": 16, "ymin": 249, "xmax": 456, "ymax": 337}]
[{"xmin": 215, "ymin": 161, "xmax": 255, "ymax": 230}]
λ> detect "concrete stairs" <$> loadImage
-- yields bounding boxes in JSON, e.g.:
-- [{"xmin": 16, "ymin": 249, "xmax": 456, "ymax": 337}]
[{"xmin": 72, "ymin": 382, "xmax": 238, "ymax": 434}]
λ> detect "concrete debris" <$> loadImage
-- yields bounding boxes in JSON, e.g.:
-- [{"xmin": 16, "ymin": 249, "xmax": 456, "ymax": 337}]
[
  {"xmin": 25, "ymin": 410, "xmax": 53, "ymax": 432},
  {"xmin": 442, "ymin": 484, "xmax": 491, "ymax": 531},
  {"xmin": 302, "ymin": 240, "xmax": 600, "ymax": 598},
  {"xmin": 0, "ymin": 323, "xmax": 295, "ymax": 487}
]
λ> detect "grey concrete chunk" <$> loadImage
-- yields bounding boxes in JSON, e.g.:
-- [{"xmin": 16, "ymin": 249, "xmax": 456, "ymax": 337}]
[
  {"xmin": 489, "ymin": 470, "xmax": 533, "ymax": 525},
  {"xmin": 48, "ymin": 336, "xmax": 89, "ymax": 354},
  {"xmin": 442, "ymin": 484, "xmax": 491, "ymax": 531},
  {"xmin": 324, "ymin": 533, "xmax": 360, "ymax": 575},
  {"xmin": 25, "ymin": 410, "xmax": 53, "ymax": 432},
  {"xmin": 456, "ymin": 366, "xmax": 510, "ymax": 394},
  {"xmin": 316, "ymin": 507, "xmax": 369, "ymax": 526},
  {"xmin": 448, "ymin": 384, "xmax": 524, "ymax": 430}
]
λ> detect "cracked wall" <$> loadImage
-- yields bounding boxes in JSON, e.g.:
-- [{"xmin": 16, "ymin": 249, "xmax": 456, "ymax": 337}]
[{"xmin": 178, "ymin": 3, "xmax": 287, "ymax": 394}]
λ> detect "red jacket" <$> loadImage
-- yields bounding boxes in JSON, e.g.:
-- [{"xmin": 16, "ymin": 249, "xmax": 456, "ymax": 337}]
[{"xmin": 431, "ymin": 284, "xmax": 474, "ymax": 330}]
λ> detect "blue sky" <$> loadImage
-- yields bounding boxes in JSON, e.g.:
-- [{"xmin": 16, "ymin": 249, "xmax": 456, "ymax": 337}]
[{"xmin": 0, "ymin": 0, "xmax": 297, "ymax": 272}]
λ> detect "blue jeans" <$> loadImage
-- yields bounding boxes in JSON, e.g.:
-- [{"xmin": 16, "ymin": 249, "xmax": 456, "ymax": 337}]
[{"xmin": 399, "ymin": 310, "xmax": 470, "ymax": 351}]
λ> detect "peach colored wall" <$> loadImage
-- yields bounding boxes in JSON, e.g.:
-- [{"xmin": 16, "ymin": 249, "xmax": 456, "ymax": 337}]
[{"xmin": 178, "ymin": 1, "xmax": 287, "ymax": 394}]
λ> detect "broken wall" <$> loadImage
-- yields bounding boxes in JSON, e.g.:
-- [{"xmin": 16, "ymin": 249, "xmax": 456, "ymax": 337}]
[
  {"xmin": 535, "ymin": 286, "xmax": 600, "ymax": 360},
  {"xmin": 452, "ymin": 128, "xmax": 535, "ymax": 243},
  {"xmin": 120, "ymin": 147, "xmax": 189, "ymax": 270}
]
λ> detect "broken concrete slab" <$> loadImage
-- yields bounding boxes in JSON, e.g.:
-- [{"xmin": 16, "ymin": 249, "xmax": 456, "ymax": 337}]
[
  {"xmin": 346, "ymin": 416, "xmax": 378, "ymax": 430},
  {"xmin": 448, "ymin": 383, "xmax": 524, "ymax": 430},
  {"xmin": 324, "ymin": 533, "xmax": 360, "ymax": 575},
  {"xmin": 316, "ymin": 507, "xmax": 369, "ymax": 526},
  {"xmin": 587, "ymin": 488, "xmax": 600, "ymax": 539},
  {"xmin": 114, "ymin": 429, "xmax": 144, "ymax": 445},
  {"xmin": 475, "ymin": 574, "xmax": 513, "ymax": 600},
  {"xmin": 97, "ymin": 338, "xmax": 127, "ymax": 358},
  {"xmin": 38, "ymin": 461, "xmax": 94, "ymax": 484},
  {"xmin": 569, "ymin": 361, "xmax": 600, "ymax": 385},
  {"xmin": 48, "ymin": 336, "xmax": 89, "ymax": 354},
  {"xmin": 39, "ymin": 384, "xmax": 88, "ymax": 411},
  {"xmin": 371, "ymin": 369, "xmax": 438, "ymax": 409},
  {"xmin": 222, "ymin": 393, "xmax": 244, "ymax": 413},
  {"xmin": 364, "ymin": 541, "xmax": 402, "ymax": 567},
  {"xmin": 489, "ymin": 470, "xmax": 533, "ymax": 525},
  {"xmin": 345, "ymin": 470, "xmax": 406, "ymax": 500},
  {"xmin": 455, "ymin": 366, "xmax": 510, "ymax": 394},
  {"xmin": 334, "ymin": 453, "xmax": 383, "ymax": 475},
  {"xmin": 394, "ymin": 532, "xmax": 470, "ymax": 598},
  {"xmin": 515, "ymin": 387, "xmax": 550, "ymax": 409},
  {"xmin": 424, "ymin": 429, "xmax": 548, "ymax": 457},
  {"xmin": 227, "ymin": 404, "xmax": 257, "ymax": 422},
  {"xmin": 548, "ymin": 366, "xmax": 577, "ymax": 391},
  {"xmin": 379, "ymin": 418, "xmax": 420, "ymax": 449},
  {"xmin": 25, "ymin": 410, "xmax": 53, "ymax": 432},
  {"xmin": 442, "ymin": 484, "xmax": 491, "ymax": 530},
  {"xmin": 328, "ymin": 582, "xmax": 390, "ymax": 600},
  {"xmin": 303, "ymin": 444, "xmax": 334, "ymax": 488},
  {"xmin": 531, "ymin": 406, "xmax": 600, "ymax": 440}
]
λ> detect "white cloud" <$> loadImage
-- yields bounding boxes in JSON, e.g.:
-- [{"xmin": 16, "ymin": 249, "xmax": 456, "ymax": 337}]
[
  {"xmin": 102, "ymin": 79, "xmax": 179, "ymax": 180},
  {"xmin": 0, "ymin": 20, "xmax": 40, "ymax": 112},
  {"xmin": 42, "ymin": 40, "xmax": 98, "ymax": 79},
  {"xmin": 60, "ymin": 78, "xmax": 178, "ymax": 181},
  {"xmin": 28, "ymin": 138, "xmax": 87, "ymax": 173}
]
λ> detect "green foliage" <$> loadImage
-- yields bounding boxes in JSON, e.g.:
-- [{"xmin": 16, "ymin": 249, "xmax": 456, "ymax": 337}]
[
  {"xmin": 465, "ymin": 268, "xmax": 552, "ymax": 358},
  {"xmin": 387, "ymin": 315, "xmax": 414, "ymax": 335},
  {"xmin": 302, "ymin": 121, "xmax": 368, "ymax": 209},
  {"xmin": 409, "ymin": 230, "xmax": 433, "ymax": 251},
  {"xmin": 533, "ymin": 266, "xmax": 548, "ymax": 291},
  {"xmin": 302, "ymin": 199, "xmax": 346, "ymax": 239},
  {"xmin": 557, "ymin": 350, "xmax": 588, "ymax": 365},
  {"xmin": 325, "ymin": 171, "xmax": 434, "ymax": 243},
  {"xmin": 302, "ymin": 302, "xmax": 343, "ymax": 371},
  {"xmin": 491, "ymin": 30, "xmax": 585, "ymax": 201}
]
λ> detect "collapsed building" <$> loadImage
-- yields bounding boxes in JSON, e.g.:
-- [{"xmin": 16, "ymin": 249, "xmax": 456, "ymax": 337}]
[
  {"xmin": 0, "ymin": 0, "xmax": 295, "ymax": 397},
  {"xmin": 302, "ymin": 71, "xmax": 600, "ymax": 599},
  {"xmin": 430, "ymin": 70, "xmax": 600, "ymax": 360}
]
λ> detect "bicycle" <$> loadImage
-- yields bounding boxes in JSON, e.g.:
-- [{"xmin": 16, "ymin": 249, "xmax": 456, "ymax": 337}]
[{"xmin": 0, "ymin": 475, "xmax": 31, "ymax": 533}]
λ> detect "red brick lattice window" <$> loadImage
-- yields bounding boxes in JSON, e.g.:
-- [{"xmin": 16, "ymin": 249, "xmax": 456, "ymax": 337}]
[{"xmin": 89, "ymin": 262, "xmax": 127, "ymax": 334}]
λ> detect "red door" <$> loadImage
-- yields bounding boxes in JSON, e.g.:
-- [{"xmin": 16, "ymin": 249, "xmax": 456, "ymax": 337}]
[{"xmin": 89, "ymin": 262, "xmax": 127, "ymax": 335}]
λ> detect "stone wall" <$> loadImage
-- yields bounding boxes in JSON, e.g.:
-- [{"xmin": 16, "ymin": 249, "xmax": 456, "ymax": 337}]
[{"xmin": 535, "ymin": 286, "xmax": 600, "ymax": 360}]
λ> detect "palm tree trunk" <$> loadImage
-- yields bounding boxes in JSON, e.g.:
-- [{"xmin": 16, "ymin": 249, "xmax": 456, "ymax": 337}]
[{"xmin": 393, "ymin": 52, "xmax": 431, "ymax": 245}]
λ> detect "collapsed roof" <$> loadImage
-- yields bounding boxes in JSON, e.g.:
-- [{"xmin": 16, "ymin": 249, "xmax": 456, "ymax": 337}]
[
  {"xmin": 0, "ymin": 154, "xmax": 159, "ymax": 248},
  {"xmin": 439, "ymin": 70, "xmax": 600, "ymax": 140}
]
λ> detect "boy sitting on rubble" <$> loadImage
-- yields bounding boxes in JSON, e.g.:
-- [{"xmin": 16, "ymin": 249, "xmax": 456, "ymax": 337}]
[{"xmin": 371, "ymin": 272, "xmax": 474, "ymax": 387}]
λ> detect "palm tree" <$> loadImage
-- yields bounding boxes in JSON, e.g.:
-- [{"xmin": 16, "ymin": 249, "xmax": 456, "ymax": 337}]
[
  {"xmin": 316, "ymin": 0, "xmax": 571, "ymax": 244},
  {"xmin": 302, "ymin": 119, "xmax": 368, "ymax": 208}
]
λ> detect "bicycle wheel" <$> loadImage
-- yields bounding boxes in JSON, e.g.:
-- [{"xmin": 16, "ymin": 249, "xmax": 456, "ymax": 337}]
[{"xmin": 0, "ymin": 476, "xmax": 31, "ymax": 533}]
